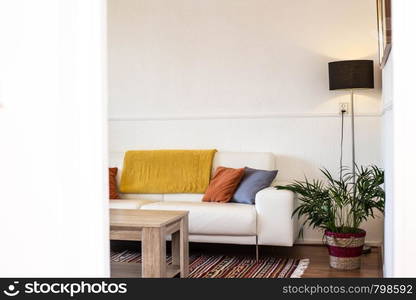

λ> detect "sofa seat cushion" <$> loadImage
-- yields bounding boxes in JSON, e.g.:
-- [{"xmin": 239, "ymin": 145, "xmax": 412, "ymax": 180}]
[
  {"xmin": 109, "ymin": 199, "xmax": 159, "ymax": 209},
  {"xmin": 163, "ymin": 194, "xmax": 203, "ymax": 202},
  {"xmin": 140, "ymin": 201, "xmax": 257, "ymax": 236}
]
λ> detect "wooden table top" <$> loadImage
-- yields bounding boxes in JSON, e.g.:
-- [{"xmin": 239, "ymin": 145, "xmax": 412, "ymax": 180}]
[{"xmin": 110, "ymin": 209, "xmax": 188, "ymax": 228}]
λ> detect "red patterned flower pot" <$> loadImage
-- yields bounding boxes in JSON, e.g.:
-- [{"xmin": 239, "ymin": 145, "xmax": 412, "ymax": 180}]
[{"xmin": 324, "ymin": 229, "xmax": 366, "ymax": 270}]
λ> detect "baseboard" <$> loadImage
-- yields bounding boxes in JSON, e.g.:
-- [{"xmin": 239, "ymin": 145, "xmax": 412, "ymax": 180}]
[{"xmin": 295, "ymin": 239, "xmax": 382, "ymax": 247}]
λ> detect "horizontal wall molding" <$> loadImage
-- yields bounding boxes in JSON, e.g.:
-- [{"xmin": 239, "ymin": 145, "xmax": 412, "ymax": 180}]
[{"xmin": 109, "ymin": 112, "xmax": 382, "ymax": 122}]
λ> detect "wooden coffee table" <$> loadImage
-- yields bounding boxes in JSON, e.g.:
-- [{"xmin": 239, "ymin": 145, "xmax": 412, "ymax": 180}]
[{"xmin": 110, "ymin": 209, "xmax": 189, "ymax": 278}]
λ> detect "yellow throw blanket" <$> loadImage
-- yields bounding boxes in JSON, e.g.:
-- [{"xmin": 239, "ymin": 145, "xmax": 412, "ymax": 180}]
[{"xmin": 119, "ymin": 149, "xmax": 217, "ymax": 194}]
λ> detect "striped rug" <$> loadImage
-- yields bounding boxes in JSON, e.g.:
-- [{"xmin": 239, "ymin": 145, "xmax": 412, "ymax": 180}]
[{"xmin": 111, "ymin": 250, "xmax": 309, "ymax": 278}]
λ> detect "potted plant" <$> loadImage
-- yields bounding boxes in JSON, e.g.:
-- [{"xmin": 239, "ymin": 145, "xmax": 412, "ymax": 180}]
[{"xmin": 276, "ymin": 166, "xmax": 384, "ymax": 270}]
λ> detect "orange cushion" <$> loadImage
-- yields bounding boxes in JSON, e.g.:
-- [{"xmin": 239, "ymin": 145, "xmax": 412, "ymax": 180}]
[
  {"xmin": 202, "ymin": 166, "xmax": 245, "ymax": 203},
  {"xmin": 109, "ymin": 168, "xmax": 120, "ymax": 199}
]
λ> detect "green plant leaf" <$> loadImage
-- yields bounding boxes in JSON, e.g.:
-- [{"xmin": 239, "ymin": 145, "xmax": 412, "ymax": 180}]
[{"xmin": 275, "ymin": 165, "xmax": 385, "ymax": 234}]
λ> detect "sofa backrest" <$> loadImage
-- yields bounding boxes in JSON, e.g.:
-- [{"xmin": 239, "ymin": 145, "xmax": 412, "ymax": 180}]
[{"xmin": 109, "ymin": 151, "xmax": 276, "ymax": 201}]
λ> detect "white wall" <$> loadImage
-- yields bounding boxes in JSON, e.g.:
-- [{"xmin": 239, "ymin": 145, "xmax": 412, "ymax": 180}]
[
  {"xmin": 108, "ymin": 0, "xmax": 383, "ymax": 244},
  {"xmin": 0, "ymin": 0, "xmax": 109, "ymax": 277}
]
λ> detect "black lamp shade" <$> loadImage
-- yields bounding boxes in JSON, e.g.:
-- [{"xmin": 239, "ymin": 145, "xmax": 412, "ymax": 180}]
[{"xmin": 328, "ymin": 60, "xmax": 374, "ymax": 90}]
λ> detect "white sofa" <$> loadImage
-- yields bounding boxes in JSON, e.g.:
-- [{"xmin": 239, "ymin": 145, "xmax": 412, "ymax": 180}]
[{"xmin": 109, "ymin": 151, "xmax": 296, "ymax": 247}]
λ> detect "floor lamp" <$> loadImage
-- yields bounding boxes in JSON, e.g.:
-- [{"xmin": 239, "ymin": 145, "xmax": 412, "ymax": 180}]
[{"xmin": 328, "ymin": 60, "xmax": 374, "ymax": 183}]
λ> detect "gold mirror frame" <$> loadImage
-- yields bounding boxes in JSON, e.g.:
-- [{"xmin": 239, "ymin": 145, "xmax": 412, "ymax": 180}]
[{"xmin": 377, "ymin": 0, "xmax": 392, "ymax": 68}]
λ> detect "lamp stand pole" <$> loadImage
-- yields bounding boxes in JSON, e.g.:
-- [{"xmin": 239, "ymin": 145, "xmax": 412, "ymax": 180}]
[
  {"xmin": 350, "ymin": 89, "xmax": 356, "ymax": 185},
  {"xmin": 351, "ymin": 89, "xmax": 370, "ymax": 254}
]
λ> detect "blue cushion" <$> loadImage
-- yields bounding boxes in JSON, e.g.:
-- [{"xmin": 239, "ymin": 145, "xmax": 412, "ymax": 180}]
[{"xmin": 232, "ymin": 167, "xmax": 278, "ymax": 204}]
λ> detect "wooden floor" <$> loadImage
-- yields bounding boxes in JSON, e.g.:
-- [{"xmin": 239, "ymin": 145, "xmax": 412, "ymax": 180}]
[
  {"xmin": 111, "ymin": 241, "xmax": 382, "ymax": 278},
  {"xmin": 263, "ymin": 244, "xmax": 382, "ymax": 278}
]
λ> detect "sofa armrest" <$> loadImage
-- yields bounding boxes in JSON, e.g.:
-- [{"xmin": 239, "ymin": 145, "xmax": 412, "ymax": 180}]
[{"xmin": 255, "ymin": 187, "xmax": 296, "ymax": 246}]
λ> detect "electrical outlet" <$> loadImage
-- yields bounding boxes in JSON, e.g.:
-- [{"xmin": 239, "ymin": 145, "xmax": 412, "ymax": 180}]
[{"xmin": 339, "ymin": 102, "xmax": 349, "ymax": 114}]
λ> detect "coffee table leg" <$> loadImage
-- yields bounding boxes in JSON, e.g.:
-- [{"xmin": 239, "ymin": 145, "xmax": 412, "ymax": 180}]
[
  {"xmin": 180, "ymin": 216, "xmax": 189, "ymax": 277},
  {"xmin": 172, "ymin": 227, "xmax": 180, "ymax": 268},
  {"xmin": 142, "ymin": 227, "xmax": 166, "ymax": 278},
  {"xmin": 172, "ymin": 217, "xmax": 189, "ymax": 278}
]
